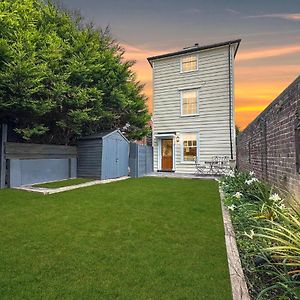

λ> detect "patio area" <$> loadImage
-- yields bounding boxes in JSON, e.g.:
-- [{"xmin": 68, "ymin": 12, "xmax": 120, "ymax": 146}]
[{"xmin": 146, "ymin": 172, "xmax": 217, "ymax": 179}]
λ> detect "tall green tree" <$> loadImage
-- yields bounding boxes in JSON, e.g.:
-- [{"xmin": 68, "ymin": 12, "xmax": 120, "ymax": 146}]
[{"xmin": 0, "ymin": 0, "xmax": 150, "ymax": 144}]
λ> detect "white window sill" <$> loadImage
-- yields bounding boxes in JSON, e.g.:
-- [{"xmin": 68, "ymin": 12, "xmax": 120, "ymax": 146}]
[
  {"xmin": 180, "ymin": 114, "xmax": 199, "ymax": 118},
  {"xmin": 179, "ymin": 161, "xmax": 196, "ymax": 165}
]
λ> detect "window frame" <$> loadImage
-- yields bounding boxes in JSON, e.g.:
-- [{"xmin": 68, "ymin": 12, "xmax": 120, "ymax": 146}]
[
  {"xmin": 181, "ymin": 132, "xmax": 199, "ymax": 163},
  {"xmin": 180, "ymin": 89, "xmax": 199, "ymax": 117},
  {"xmin": 180, "ymin": 54, "xmax": 198, "ymax": 73}
]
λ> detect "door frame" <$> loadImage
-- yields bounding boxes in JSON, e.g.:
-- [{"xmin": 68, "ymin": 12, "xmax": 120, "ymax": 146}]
[{"xmin": 157, "ymin": 136, "xmax": 176, "ymax": 172}]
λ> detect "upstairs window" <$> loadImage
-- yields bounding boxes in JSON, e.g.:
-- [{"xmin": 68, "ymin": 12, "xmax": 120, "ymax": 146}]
[
  {"xmin": 181, "ymin": 89, "xmax": 198, "ymax": 116},
  {"xmin": 181, "ymin": 55, "xmax": 198, "ymax": 72},
  {"xmin": 182, "ymin": 133, "xmax": 198, "ymax": 161}
]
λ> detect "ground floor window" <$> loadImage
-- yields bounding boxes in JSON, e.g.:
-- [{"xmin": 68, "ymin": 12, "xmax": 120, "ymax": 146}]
[{"xmin": 182, "ymin": 133, "xmax": 198, "ymax": 161}]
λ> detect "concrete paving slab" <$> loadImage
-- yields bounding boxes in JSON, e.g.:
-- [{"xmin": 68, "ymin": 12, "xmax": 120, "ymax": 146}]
[
  {"xmin": 15, "ymin": 176, "xmax": 130, "ymax": 195},
  {"xmin": 146, "ymin": 172, "xmax": 217, "ymax": 180}
]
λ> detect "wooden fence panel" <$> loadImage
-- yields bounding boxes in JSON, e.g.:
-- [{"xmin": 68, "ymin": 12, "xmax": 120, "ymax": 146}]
[
  {"xmin": 1, "ymin": 141, "xmax": 77, "ymax": 188},
  {"xmin": 129, "ymin": 143, "xmax": 153, "ymax": 178},
  {"xmin": 5, "ymin": 142, "xmax": 77, "ymax": 159}
]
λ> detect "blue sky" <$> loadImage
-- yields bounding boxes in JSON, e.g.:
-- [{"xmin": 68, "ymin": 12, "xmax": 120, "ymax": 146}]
[{"xmin": 60, "ymin": 0, "xmax": 300, "ymax": 128}]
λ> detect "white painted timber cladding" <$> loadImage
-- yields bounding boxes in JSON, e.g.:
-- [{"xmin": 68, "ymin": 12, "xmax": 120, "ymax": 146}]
[{"xmin": 152, "ymin": 45, "xmax": 236, "ymax": 173}]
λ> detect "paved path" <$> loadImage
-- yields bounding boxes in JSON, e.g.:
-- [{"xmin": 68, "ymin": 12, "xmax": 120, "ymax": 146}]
[
  {"xmin": 146, "ymin": 172, "xmax": 217, "ymax": 180},
  {"xmin": 16, "ymin": 176, "xmax": 130, "ymax": 195}
]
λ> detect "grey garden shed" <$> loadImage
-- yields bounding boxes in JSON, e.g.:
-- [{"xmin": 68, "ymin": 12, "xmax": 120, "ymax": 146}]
[{"xmin": 77, "ymin": 129, "xmax": 129, "ymax": 180}]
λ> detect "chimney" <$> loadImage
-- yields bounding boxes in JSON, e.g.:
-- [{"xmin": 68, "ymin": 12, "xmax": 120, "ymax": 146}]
[{"xmin": 183, "ymin": 43, "xmax": 199, "ymax": 50}]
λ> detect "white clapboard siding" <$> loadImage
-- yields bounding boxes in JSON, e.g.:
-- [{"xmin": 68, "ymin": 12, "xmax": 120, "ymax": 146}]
[{"xmin": 152, "ymin": 44, "xmax": 236, "ymax": 173}]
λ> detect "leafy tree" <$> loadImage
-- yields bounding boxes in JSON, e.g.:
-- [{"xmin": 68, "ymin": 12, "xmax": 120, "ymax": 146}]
[{"xmin": 0, "ymin": 0, "xmax": 150, "ymax": 144}]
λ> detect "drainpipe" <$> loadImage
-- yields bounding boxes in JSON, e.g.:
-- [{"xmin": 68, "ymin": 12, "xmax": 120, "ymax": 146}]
[{"xmin": 228, "ymin": 44, "xmax": 233, "ymax": 160}]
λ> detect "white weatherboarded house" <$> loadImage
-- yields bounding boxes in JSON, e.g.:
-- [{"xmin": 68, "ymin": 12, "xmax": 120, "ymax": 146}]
[{"xmin": 148, "ymin": 39, "xmax": 241, "ymax": 173}]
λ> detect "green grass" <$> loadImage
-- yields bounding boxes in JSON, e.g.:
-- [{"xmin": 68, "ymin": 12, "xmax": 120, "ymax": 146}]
[
  {"xmin": 0, "ymin": 178, "xmax": 231, "ymax": 299},
  {"xmin": 34, "ymin": 178, "xmax": 93, "ymax": 188}
]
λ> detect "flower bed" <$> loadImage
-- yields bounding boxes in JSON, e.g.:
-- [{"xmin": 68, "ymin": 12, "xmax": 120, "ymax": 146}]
[{"xmin": 220, "ymin": 171, "xmax": 300, "ymax": 299}]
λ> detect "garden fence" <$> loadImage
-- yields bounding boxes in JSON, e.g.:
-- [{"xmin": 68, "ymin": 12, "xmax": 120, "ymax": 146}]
[
  {"xmin": 129, "ymin": 143, "xmax": 153, "ymax": 178},
  {"xmin": 0, "ymin": 124, "xmax": 77, "ymax": 188}
]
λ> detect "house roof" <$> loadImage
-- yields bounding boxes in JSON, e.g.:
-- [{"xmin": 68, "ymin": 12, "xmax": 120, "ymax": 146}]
[
  {"xmin": 147, "ymin": 39, "xmax": 241, "ymax": 67},
  {"xmin": 78, "ymin": 129, "xmax": 129, "ymax": 142}
]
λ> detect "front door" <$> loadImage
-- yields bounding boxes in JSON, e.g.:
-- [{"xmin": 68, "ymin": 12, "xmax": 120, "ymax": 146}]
[{"xmin": 161, "ymin": 139, "xmax": 173, "ymax": 171}]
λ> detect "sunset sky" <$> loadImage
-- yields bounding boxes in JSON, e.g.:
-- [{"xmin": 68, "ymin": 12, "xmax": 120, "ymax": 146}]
[{"xmin": 61, "ymin": 0, "xmax": 300, "ymax": 129}]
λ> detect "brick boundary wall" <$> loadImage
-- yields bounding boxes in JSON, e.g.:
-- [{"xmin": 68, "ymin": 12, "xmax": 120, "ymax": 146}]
[{"xmin": 237, "ymin": 75, "xmax": 300, "ymax": 197}]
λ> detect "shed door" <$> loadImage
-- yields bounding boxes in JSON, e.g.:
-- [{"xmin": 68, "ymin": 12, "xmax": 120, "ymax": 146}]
[
  {"xmin": 116, "ymin": 139, "xmax": 129, "ymax": 177},
  {"xmin": 102, "ymin": 136, "xmax": 128, "ymax": 180}
]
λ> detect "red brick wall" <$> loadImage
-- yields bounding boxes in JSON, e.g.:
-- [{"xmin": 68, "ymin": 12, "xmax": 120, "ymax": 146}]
[{"xmin": 237, "ymin": 76, "xmax": 300, "ymax": 196}]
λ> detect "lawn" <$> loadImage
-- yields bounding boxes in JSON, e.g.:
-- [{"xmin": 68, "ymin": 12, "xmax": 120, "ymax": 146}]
[
  {"xmin": 0, "ymin": 178, "xmax": 231, "ymax": 300},
  {"xmin": 34, "ymin": 178, "xmax": 94, "ymax": 188}
]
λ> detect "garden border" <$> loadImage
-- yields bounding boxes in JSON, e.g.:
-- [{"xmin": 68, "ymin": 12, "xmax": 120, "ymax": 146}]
[{"xmin": 219, "ymin": 187, "xmax": 250, "ymax": 300}]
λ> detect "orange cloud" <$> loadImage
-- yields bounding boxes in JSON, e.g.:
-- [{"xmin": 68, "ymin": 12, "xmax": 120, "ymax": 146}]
[
  {"xmin": 235, "ymin": 105, "xmax": 268, "ymax": 112},
  {"xmin": 234, "ymin": 62, "xmax": 299, "ymax": 129},
  {"xmin": 237, "ymin": 44, "xmax": 300, "ymax": 61},
  {"xmin": 235, "ymin": 111, "xmax": 262, "ymax": 130},
  {"xmin": 245, "ymin": 13, "xmax": 300, "ymax": 21},
  {"xmin": 121, "ymin": 43, "xmax": 153, "ymax": 111},
  {"xmin": 121, "ymin": 44, "xmax": 165, "ymax": 61},
  {"xmin": 236, "ymin": 64, "xmax": 300, "ymax": 76}
]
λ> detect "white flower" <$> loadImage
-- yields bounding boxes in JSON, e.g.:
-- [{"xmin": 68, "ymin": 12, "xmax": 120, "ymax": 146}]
[
  {"xmin": 227, "ymin": 204, "xmax": 236, "ymax": 211},
  {"xmin": 244, "ymin": 229, "xmax": 255, "ymax": 239},
  {"xmin": 245, "ymin": 178, "xmax": 259, "ymax": 185},
  {"xmin": 249, "ymin": 171, "xmax": 255, "ymax": 176},
  {"xmin": 233, "ymin": 192, "xmax": 243, "ymax": 199},
  {"xmin": 227, "ymin": 170, "xmax": 235, "ymax": 177},
  {"xmin": 269, "ymin": 193, "xmax": 281, "ymax": 202}
]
